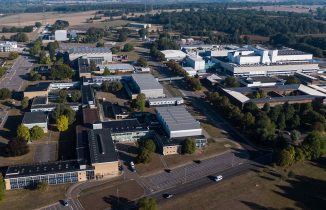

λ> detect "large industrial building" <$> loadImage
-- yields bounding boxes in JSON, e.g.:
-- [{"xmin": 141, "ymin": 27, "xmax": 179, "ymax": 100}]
[
  {"xmin": 156, "ymin": 106, "xmax": 202, "ymax": 138},
  {"xmin": 130, "ymin": 74, "xmax": 165, "ymax": 99},
  {"xmin": 185, "ymin": 55, "xmax": 205, "ymax": 71},
  {"xmin": 221, "ymin": 84, "xmax": 326, "ymax": 108},
  {"xmin": 68, "ymin": 47, "xmax": 112, "ymax": 64},
  {"xmin": 213, "ymin": 46, "xmax": 320, "ymax": 77},
  {"xmin": 161, "ymin": 50, "xmax": 187, "ymax": 61}
]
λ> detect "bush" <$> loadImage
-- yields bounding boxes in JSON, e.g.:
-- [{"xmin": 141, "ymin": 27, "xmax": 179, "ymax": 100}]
[
  {"xmin": 123, "ymin": 43, "xmax": 134, "ymax": 52},
  {"xmin": 144, "ymin": 139, "xmax": 156, "ymax": 153},
  {"xmin": 30, "ymin": 126, "xmax": 44, "ymax": 141},
  {"xmin": 17, "ymin": 124, "xmax": 30, "ymax": 141},
  {"xmin": 0, "ymin": 88, "xmax": 12, "ymax": 100},
  {"xmin": 8, "ymin": 52, "xmax": 19, "ymax": 60},
  {"xmin": 21, "ymin": 97, "xmax": 29, "ymax": 110},
  {"xmin": 137, "ymin": 197, "xmax": 157, "ymax": 210},
  {"xmin": 6, "ymin": 139, "xmax": 29, "ymax": 157},
  {"xmin": 56, "ymin": 115, "xmax": 69, "ymax": 132}
]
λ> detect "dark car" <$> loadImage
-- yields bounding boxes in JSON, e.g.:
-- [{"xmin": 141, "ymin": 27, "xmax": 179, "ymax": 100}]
[{"xmin": 62, "ymin": 200, "xmax": 69, "ymax": 206}]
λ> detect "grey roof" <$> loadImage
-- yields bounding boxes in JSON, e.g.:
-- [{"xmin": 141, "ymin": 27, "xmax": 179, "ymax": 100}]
[
  {"xmin": 156, "ymin": 106, "xmax": 201, "ymax": 131},
  {"xmin": 68, "ymin": 47, "xmax": 111, "ymax": 54},
  {"xmin": 132, "ymin": 73, "xmax": 163, "ymax": 90},
  {"xmin": 22, "ymin": 112, "xmax": 48, "ymax": 124},
  {"xmin": 102, "ymin": 118, "xmax": 147, "ymax": 132},
  {"xmin": 87, "ymin": 129, "xmax": 118, "ymax": 164},
  {"xmin": 32, "ymin": 96, "xmax": 48, "ymax": 106},
  {"xmin": 25, "ymin": 82, "xmax": 50, "ymax": 92},
  {"xmin": 78, "ymin": 58, "xmax": 91, "ymax": 74},
  {"xmin": 81, "ymin": 85, "xmax": 95, "ymax": 105},
  {"xmin": 5, "ymin": 160, "xmax": 81, "ymax": 179},
  {"xmin": 98, "ymin": 63, "xmax": 134, "ymax": 71}
]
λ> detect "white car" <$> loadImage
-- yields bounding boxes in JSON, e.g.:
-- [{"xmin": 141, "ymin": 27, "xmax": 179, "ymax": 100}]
[{"xmin": 214, "ymin": 175, "xmax": 223, "ymax": 182}]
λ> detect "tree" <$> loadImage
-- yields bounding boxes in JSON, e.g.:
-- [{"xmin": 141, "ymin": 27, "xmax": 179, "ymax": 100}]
[
  {"xmin": 262, "ymin": 103, "xmax": 270, "ymax": 112},
  {"xmin": 90, "ymin": 60, "xmax": 97, "ymax": 71},
  {"xmin": 10, "ymin": 32, "xmax": 28, "ymax": 42},
  {"xmin": 135, "ymin": 93, "xmax": 146, "ymax": 112},
  {"xmin": 138, "ymin": 28, "xmax": 148, "ymax": 39},
  {"xmin": 52, "ymin": 105, "xmax": 76, "ymax": 125},
  {"xmin": 47, "ymin": 41, "xmax": 59, "ymax": 61},
  {"xmin": 0, "ymin": 174, "xmax": 5, "ymax": 201},
  {"xmin": 182, "ymin": 137, "xmax": 196, "ymax": 154},
  {"xmin": 58, "ymin": 89, "xmax": 68, "ymax": 103},
  {"xmin": 0, "ymin": 88, "xmax": 12, "ymax": 100},
  {"xmin": 277, "ymin": 146, "xmax": 296, "ymax": 167},
  {"xmin": 277, "ymin": 113, "xmax": 286, "ymax": 130},
  {"xmin": 71, "ymin": 90, "xmax": 81, "ymax": 102},
  {"xmin": 103, "ymin": 67, "xmax": 110, "ymax": 76},
  {"xmin": 255, "ymin": 113, "xmax": 276, "ymax": 143},
  {"xmin": 144, "ymin": 139, "xmax": 156, "ymax": 153},
  {"xmin": 136, "ymin": 148, "xmax": 151, "ymax": 164},
  {"xmin": 123, "ymin": 43, "xmax": 134, "ymax": 52},
  {"xmin": 291, "ymin": 130, "xmax": 301, "ymax": 142},
  {"xmin": 224, "ymin": 76, "xmax": 239, "ymax": 87},
  {"xmin": 6, "ymin": 139, "xmax": 29, "ymax": 157},
  {"xmin": 30, "ymin": 126, "xmax": 44, "ymax": 141},
  {"xmin": 96, "ymin": 41, "xmax": 104, "ymax": 47},
  {"xmin": 30, "ymin": 39, "xmax": 42, "ymax": 55},
  {"xmin": 302, "ymin": 131, "xmax": 326, "ymax": 160},
  {"xmin": 137, "ymin": 57, "xmax": 148, "ymax": 67},
  {"xmin": 17, "ymin": 124, "xmax": 30, "ymax": 141},
  {"xmin": 21, "ymin": 97, "xmax": 29, "ymax": 110},
  {"xmin": 8, "ymin": 52, "xmax": 19, "ymax": 60},
  {"xmin": 243, "ymin": 102, "xmax": 258, "ymax": 115},
  {"xmin": 35, "ymin": 22, "xmax": 42, "ymax": 28},
  {"xmin": 285, "ymin": 76, "xmax": 300, "ymax": 84},
  {"xmin": 36, "ymin": 182, "xmax": 48, "ymax": 192},
  {"xmin": 137, "ymin": 197, "xmax": 157, "ymax": 210},
  {"xmin": 50, "ymin": 64, "xmax": 73, "ymax": 80},
  {"xmin": 56, "ymin": 115, "xmax": 69, "ymax": 132}
]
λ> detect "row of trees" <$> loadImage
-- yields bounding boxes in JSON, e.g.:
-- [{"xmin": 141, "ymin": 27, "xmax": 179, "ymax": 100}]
[
  {"xmin": 1, "ymin": 25, "xmax": 34, "ymax": 33},
  {"xmin": 206, "ymin": 91, "xmax": 326, "ymax": 166},
  {"xmin": 17, "ymin": 124, "xmax": 45, "ymax": 142},
  {"xmin": 10, "ymin": 32, "xmax": 29, "ymax": 42},
  {"xmin": 166, "ymin": 60, "xmax": 202, "ymax": 91}
]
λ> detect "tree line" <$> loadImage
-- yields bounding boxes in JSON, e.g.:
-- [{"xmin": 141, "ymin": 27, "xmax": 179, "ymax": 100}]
[{"xmin": 206, "ymin": 91, "xmax": 326, "ymax": 167}]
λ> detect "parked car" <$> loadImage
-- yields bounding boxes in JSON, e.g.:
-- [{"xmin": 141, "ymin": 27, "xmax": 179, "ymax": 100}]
[
  {"xmin": 63, "ymin": 200, "xmax": 69, "ymax": 206},
  {"xmin": 130, "ymin": 161, "xmax": 136, "ymax": 172},
  {"xmin": 214, "ymin": 175, "xmax": 223, "ymax": 182}
]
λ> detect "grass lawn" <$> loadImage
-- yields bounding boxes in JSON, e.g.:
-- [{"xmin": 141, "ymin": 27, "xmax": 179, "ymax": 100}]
[
  {"xmin": 163, "ymin": 140, "xmax": 236, "ymax": 169},
  {"xmin": 201, "ymin": 122, "xmax": 227, "ymax": 139},
  {"xmin": 0, "ymin": 183, "xmax": 72, "ymax": 210},
  {"xmin": 135, "ymin": 153, "xmax": 165, "ymax": 176},
  {"xmin": 159, "ymin": 159, "xmax": 326, "ymax": 210},
  {"xmin": 79, "ymin": 180, "xmax": 144, "ymax": 210}
]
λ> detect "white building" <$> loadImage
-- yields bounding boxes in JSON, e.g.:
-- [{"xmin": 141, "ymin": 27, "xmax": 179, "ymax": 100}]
[
  {"xmin": 68, "ymin": 47, "xmax": 112, "ymax": 64},
  {"xmin": 148, "ymin": 97, "xmax": 184, "ymax": 106},
  {"xmin": 0, "ymin": 41, "xmax": 18, "ymax": 52},
  {"xmin": 131, "ymin": 74, "xmax": 165, "ymax": 99},
  {"xmin": 54, "ymin": 30, "xmax": 68, "ymax": 41},
  {"xmin": 129, "ymin": 22, "xmax": 152, "ymax": 29},
  {"xmin": 97, "ymin": 63, "xmax": 134, "ymax": 73},
  {"xmin": 22, "ymin": 112, "xmax": 48, "ymax": 133},
  {"xmin": 156, "ymin": 106, "xmax": 202, "ymax": 138},
  {"xmin": 213, "ymin": 46, "xmax": 319, "ymax": 77},
  {"xmin": 186, "ymin": 55, "xmax": 205, "ymax": 70},
  {"xmin": 183, "ymin": 67, "xmax": 197, "ymax": 77},
  {"xmin": 161, "ymin": 50, "xmax": 187, "ymax": 61}
]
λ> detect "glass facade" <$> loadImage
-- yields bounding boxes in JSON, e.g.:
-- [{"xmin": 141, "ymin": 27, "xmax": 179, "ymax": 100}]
[{"xmin": 9, "ymin": 171, "xmax": 79, "ymax": 189}]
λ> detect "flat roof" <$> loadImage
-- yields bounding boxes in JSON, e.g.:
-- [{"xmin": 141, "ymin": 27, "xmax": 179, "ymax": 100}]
[
  {"xmin": 148, "ymin": 97, "xmax": 183, "ymax": 102},
  {"xmin": 102, "ymin": 119, "xmax": 147, "ymax": 132},
  {"xmin": 246, "ymin": 76, "xmax": 279, "ymax": 83},
  {"xmin": 78, "ymin": 58, "xmax": 91, "ymax": 74},
  {"xmin": 81, "ymin": 85, "xmax": 95, "ymax": 105},
  {"xmin": 25, "ymin": 82, "xmax": 50, "ymax": 92},
  {"xmin": 87, "ymin": 129, "xmax": 118, "ymax": 164},
  {"xmin": 156, "ymin": 106, "xmax": 201, "ymax": 132},
  {"xmin": 5, "ymin": 160, "xmax": 80, "ymax": 179},
  {"xmin": 222, "ymin": 88, "xmax": 250, "ymax": 103},
  {"xmin": 68, "ymin": 47, "xmax": 111, "ymax": 54},
  {"xmin": 82, "ymin": 108, "xmax": 100, "ymax": 124},
  {"xmin": 98, "ymin": 63, "xmax": 134, "ymax": 71},
  {"xmin": 22, "ymin": 112, "xmax": 48, "ymax": 124},
  {"xmin": 32, "ymin": 96, "xmax": 48, "ymax": 106},
  {"xmin": 132, "ymin": 74, "xmax": 163, "ymax": 90}
]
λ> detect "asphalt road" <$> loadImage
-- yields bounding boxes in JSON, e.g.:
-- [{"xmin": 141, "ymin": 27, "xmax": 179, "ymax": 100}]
[{"xmin": 0, "ymin": 55, "xmax": 33, "ymax": 91}]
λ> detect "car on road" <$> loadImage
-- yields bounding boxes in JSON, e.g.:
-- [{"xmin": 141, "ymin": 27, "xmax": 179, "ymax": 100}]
[
  {"xmin": 130, "ymin": 161, "xmax": 136, "ymax": 172},
  {"xmin": 214, "ymin": 175, "xmax": 223, "ymax": 182},
  {"xmin": 163, "ymin": 193, "xmax": 173, "ymax": 199}
]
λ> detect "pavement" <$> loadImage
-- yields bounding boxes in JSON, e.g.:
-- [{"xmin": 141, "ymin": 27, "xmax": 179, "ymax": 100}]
[{"xmin": 0, "ymin": 55, "xmax": 33, "ymax": 91}]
